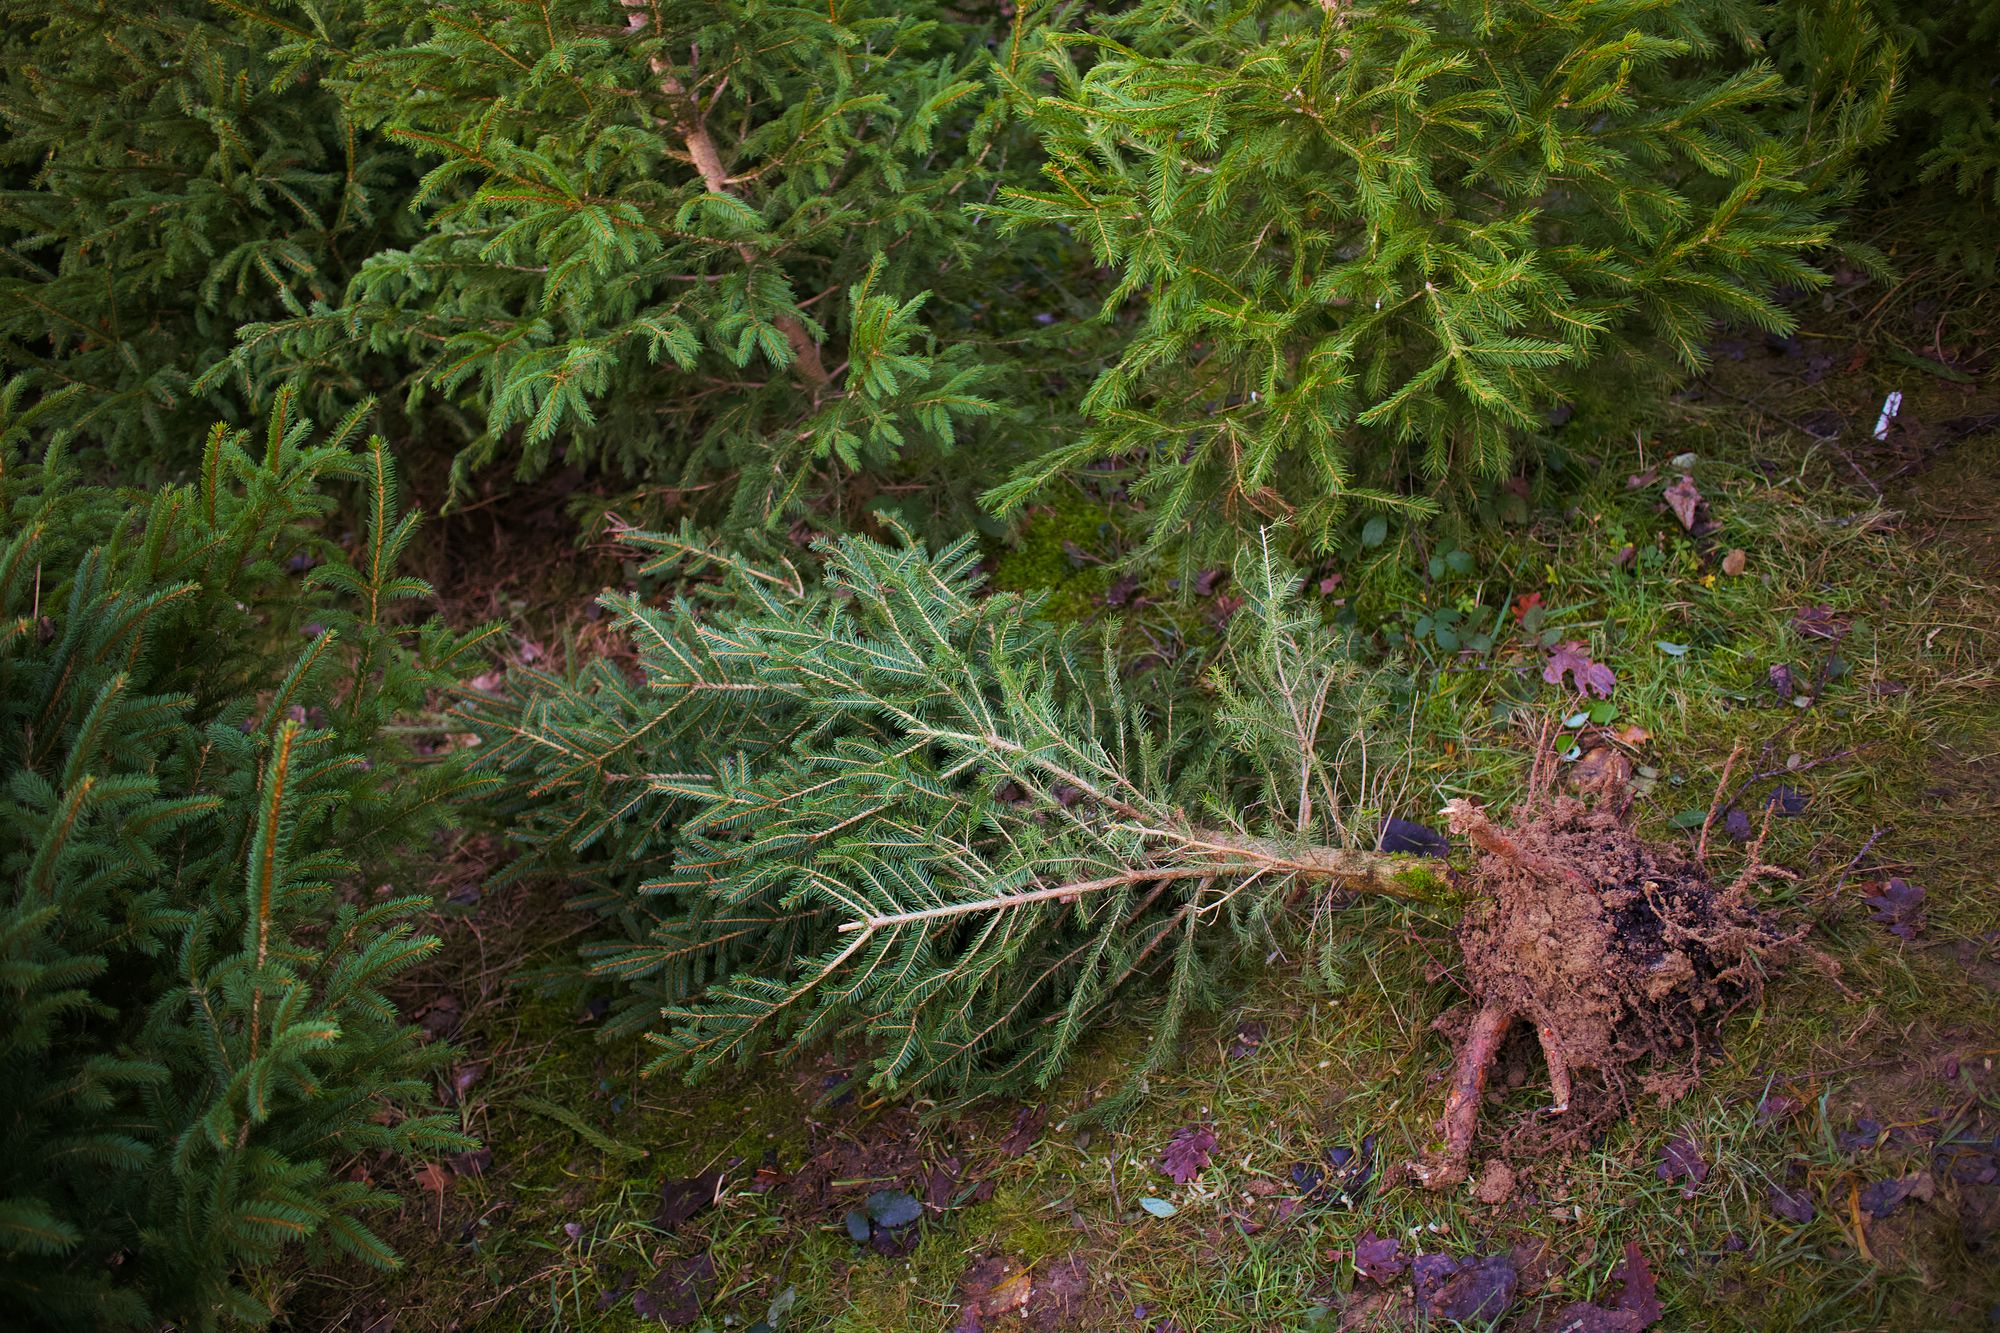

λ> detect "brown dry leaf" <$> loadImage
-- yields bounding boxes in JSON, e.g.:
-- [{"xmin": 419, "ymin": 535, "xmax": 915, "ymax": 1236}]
[
  {"xmin": 1611, "ymin": 724, "xmax": 1652, "ymax": 746},
  {"xmin": 417, "ymin": 1162, "xmax": 449, "ymax": 1197},
  {"xmin": 1721, "ymin": 548, "xmax": 1747, "ymax": 575},
  {"xmin": 1573, "ymin": 746, "xmax": 1633, "ymax": 790},
  {"xmin": 1664, "ymin": 474, "xmax": 1702, "ymax": 530}
]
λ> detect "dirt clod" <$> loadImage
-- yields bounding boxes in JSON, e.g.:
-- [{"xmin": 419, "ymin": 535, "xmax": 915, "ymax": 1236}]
[{"xmin": 1474, "ymin": 1160, "xmax": 1516, "ymax": 1205}]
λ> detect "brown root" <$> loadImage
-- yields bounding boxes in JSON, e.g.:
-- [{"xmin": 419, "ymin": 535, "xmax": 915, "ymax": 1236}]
[{"xmin": 1418, "ymin": 781, "xmax": 1794, "ymax": 1191}]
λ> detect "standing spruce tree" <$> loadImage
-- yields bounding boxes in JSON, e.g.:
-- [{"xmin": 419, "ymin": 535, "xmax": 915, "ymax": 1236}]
[
  {"xmin": 211, "ymin": 0, "xmax": 1090, "ymax": 534},
  {"xmin": 0, "ymin": 396, "xmax": 498, "ymax": 1329},
  {"xmin": 472, "ymin": 524, "xmax": 1442, "ymax": 1097},
  {"xmin": 0, "ymin": 0, "xmax": 409, "ymax": 466},
  {"xmin": 983, "ymin": 0, "xmax": 1848, "ymax": 564}
]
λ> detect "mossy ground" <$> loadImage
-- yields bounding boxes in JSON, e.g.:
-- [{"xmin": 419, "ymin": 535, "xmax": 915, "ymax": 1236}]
[{"xmin": 280, "ymin": 287, "xmax": 2000, "ymax": 1330}]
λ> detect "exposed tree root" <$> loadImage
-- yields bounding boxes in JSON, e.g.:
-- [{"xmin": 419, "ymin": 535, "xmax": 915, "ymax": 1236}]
[{"xmin": 1412, "ymin": 765, "xmax": 1799, "ymax": 1191}]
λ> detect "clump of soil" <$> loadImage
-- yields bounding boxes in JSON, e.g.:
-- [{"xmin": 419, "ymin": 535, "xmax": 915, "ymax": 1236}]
[{"xmin": 1416, "ymin": 760, "xmax": 1796, "ymax": 1189}]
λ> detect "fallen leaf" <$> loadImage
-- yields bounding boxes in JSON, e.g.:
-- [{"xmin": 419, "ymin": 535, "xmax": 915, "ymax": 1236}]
[
  {"xmin": 1792, "ymin": 604, "xmax": 1846, "ymax": 640},
  {"xmin": 1413, "ymin": 1251, "xmax": 1518, "ymax": 1325},
  {"xmin": 1544, "ymin": 1302, "xmax": 1648, "ymax": 1333},
  {"xmin": 449, "ymin": 1148, "xmax": 492, "ymax": 1178},
  {"xmin": 1839, "ymin": 1117, "xmax": 1885, "ymax": 1154},
  {"xmin": 415, "ymin": 993, "xmax": 461, "ymax": 1042},
  {"xmin": 1856, "ymin": 1176, "xmax": 1936, "ymax": 1216},
  {"xmin": 1607, "ymin": 1242, "xmax": 1661, "ymax": 1327},
  {"xmin": 1191, "ymin": 568, "xmax": 1227, "ymax": 597},
  {"xmin": 1540, "ymin": 1241, "xmax": 1659, "ymax": 1332},
  {"xmin": 1573, "ymin": 746, "xmax": 1633, "ymax": 790},
  {"xmin": 1611, "ymin": 724, "xmax": 1652, "ymax": 746},
  {"xmin": 1544, "ymin": 642, "xmax": 1617, "ymax": 699},
  {"xmin": 1159, "ymin": 1124, "xmax": 1216, "ymax": 1185},
  {"xmin": 1626, "ymin": 469, "xmax": 1660, "ymax": 490},
  {"xmin": 1657, "ymin": 1134, "xmax": 1708, "ymax": 1197},
  {"xmin": 1768, "ymin": 663, "xmax": 1795, "ymax": 700},
  {"xmin": 1768, "ymin": 1184, "xmax": 1814, "ymax": 1223},
  {"xmin": 924, "ymin": 1155, "xmax": 964, "ymax": 1211},
  {"xmin": 1858, "ymin": 1175, "xmax": 1920, "ymax": 1219},
  {"xmin": 1664, "ymin": 474, "xmax": 1702, "ymax": 530},
  {"xmin": 999, "ymin": 1105, "xmax": 1044, "ymax": 1157},
  {"xmin": 1756, "ymin": 1094, "xmax": 1802, "ymax": 1125},
  {"xmin": 1723, "ymin": 807, "xmax": 1752, "ymax": 842},
  {"xmin": 417, "ymin": 1162, "xmax": 449, "ymax": 1197},
  {"xmin": 1721, "ymin": 548, "xmax": 1747, "ymax": 576},
  {"xmin": 1354, "ymin": 1231, "xmax": 1407, "ymax": 1284},
  {"xmin": 1513, "ymin": 591, "xmax": 1543, "ymax": 621},
  {"xmin": 631, "ymin": 1252, "xmax": 715, "ymax": 1326},
  {"xmin": 1138, "ymin": 1196, "xmax": 1177, "ymax": 1218},
  {"xmin": 1764, "ymin": 784, "xmax": 1808, "ymax": 817},
  {"xmin": 656, "ymin": 1171, "xmax": 722, "ymax": 1231},
  {"xmin": 1862, "ymin": 878, "xmax": 1925, "ymax": 939}
]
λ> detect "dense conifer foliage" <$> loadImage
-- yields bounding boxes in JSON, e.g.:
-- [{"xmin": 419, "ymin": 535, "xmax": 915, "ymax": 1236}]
[
  {"xmin": 982, "ymin": 0, "xmax": 1871, "ymax": 563},
  {"xmin": 206, "ymin": 0, "xmax": 1087, "ymax": 533},
  {"xmin": 0, "ymin": 398, "xmax": 496, "ymax": 1328},
  {"xmin": 0, "ymin": 0, "xmax": 406, "ymax": 464}
]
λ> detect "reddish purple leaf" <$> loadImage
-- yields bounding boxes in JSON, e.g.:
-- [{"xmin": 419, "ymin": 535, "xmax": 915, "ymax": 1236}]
[
  {"xmin": 998, "ymin": 1105, "xmax": 1044, "ymax": 1157},
  {"xmin": 1413, "ymin": 1251, "xmax": 1517, "ymax": 1324},
  {"xmin": 1664, "ymin": 474, "xmax": 1702, "ymax": 530},
  {"xmin": 1657, "ymin": 1134, "xmax": 1708, "ymax": 1197},
  {"xmin": 1354, "ymin": 1230, "xmax": 1407, "ymax": 1284},
  {"xmin": 1755, "ymin": 1094, "xmax": 1801, "ymax": 1125},
  {"xmin": 1792, "ymin": 604, "xmax": 1847, "ymax": 640},
  {"xmin": 1608, "ymin": 1242, "xmax": 1661, "ymax": 1327},
  {"xmin": 1768, "ymin": 1184, "xmax": 1814, "ymax": 1223},
  {"xmin": 1544, "ymin": 641, "xmax": 1617, "ymax": 699},
  {"xmin": 1858, "ymin": 1174, "xmax": 1930, "ymax": 1219},
  {"xmin": 1544, "ymin": 1241, "xmax": 1660, "ymax": 1332},
  {"xmin": 1159, "ymin": 1124, "xmax": 1216, "ymax": 1185},
  {"xmin": 655, "ymin": 1171, "xmax": 722, "ymax": 1231},
  {"xmin": 1862, "ymin": 878, "xmax": 1925, "ymax": 940}
]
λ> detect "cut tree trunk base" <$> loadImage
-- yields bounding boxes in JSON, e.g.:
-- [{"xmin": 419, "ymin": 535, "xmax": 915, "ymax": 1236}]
[{"xmin": 1411, "ymin": 769, "xmax": 1795, "ymax": 1190}]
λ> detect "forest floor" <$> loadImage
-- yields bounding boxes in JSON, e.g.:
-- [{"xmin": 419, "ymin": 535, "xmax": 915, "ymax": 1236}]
[{"xmin": 276, "ymin": 272, "xmax": 2000, "ymax": 1332}]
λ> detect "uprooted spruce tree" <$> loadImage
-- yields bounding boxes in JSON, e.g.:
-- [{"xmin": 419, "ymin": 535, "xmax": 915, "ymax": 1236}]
[{"xmin": 473, "ymin": 526, "xmax": 1795, "ymax": 1188}]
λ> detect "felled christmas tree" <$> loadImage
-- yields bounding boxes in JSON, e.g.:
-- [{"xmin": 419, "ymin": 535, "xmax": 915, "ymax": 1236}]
[{"xmin": 479, "ymin": 525, "xmax": 1789, "ymax": 1183}]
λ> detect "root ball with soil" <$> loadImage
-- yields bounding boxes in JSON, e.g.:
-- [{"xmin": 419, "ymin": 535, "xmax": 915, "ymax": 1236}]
[{"xmin": 1413, "ymin": 766, "xmax": 1796, "ymax": 1190}]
